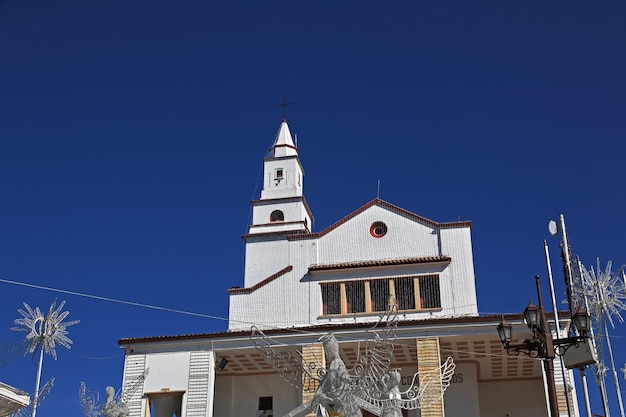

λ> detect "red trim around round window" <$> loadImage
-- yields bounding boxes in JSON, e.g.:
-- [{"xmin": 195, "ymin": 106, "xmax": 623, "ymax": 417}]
[{"xmin": 370, "ymin": 221, "xmax": 387, "ymax": 238}]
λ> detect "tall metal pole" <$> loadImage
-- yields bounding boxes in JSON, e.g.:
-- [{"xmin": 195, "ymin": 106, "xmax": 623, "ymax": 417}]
[
  {"xmin": 578, "ymin": 258, "xmax": 611, "ymax": 417},
  {"xmin": 536, "ymin": 276, "xmax": 560, "ymax": 417},
  {"xmin": 544, "ymin": 240, "xmax": 575, "ymax": 417},
  {"xmin": 598, "ymin": 282, "xmax": 626, "ymax": 417},
  {"xmin": 31, "ymin": 346, "xmax": 44, "ymax": 417},
  {"xmin": 560, "ymin": 215, "xmax": 611, "ymax": 416},
  {"xmin": 604, "ymin": 322, "xmax": 625, "ymax": 417},
  {"xmin": 559, "ymin": 215, "xmax": 575, "ymax": 313},
  {"xmin": 579, "ymin": 368, "xmax": 593, "ymax": 417}
]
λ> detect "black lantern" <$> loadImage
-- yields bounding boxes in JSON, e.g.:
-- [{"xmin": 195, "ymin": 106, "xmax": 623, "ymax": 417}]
[
  {"xmin": 572, "ymin": 307, "xmax": 591, "ymax": 335},
  {"xmin": 523, "ymin": 300, "xmax": 539, "ymax": 328},
  {"xmin": 496, "ymin": 316, "xmax": 512, "ymax": 346}
]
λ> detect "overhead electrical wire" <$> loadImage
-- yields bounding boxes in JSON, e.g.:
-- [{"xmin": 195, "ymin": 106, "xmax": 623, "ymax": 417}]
[
  {"xmin": 4, "ymin": 276, "xmax": 612, "ymax": 357},
  {"xmin": 0, "ymin": 277, "xmax": 228, "ymax": 322}
]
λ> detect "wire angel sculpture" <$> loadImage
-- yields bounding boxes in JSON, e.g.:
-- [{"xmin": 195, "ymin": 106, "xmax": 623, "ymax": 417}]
[
  {"xmin": 79, "ymin": 369, "xmax": 149, "ymax": 417},
  {"xmin": 363, "ymin": 358, "xmax": 456, "ymax": 415},
  {"xmin": 251, "ymin": 309, "xmax": 455, "ymax": 416},
  {"xmin": 8, "ymin": 378, "xmax": 55, "ymax": 417}
]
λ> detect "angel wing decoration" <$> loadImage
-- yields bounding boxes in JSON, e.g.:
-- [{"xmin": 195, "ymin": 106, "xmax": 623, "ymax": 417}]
[
  {"xmin": 251, "ymin": 326, "xmax": 324, "ymax": 392},
  {"xmin": 79, "ymin": 369, "xmax": 149, "ymax": 417},
  {"xmin": 10, "ymin": 377, "xmax": 55, "ymax": 417},
  {"xmin": 253, "ymin": 308, "xmax": 457, "ymax": 416},
  {"xmin": 78, "ymin": 383, "xmax": 103, "ymax": 417},
  {"xmin": 363, "ymin": 357, "xmax": 456, "ymax": 413},
  {"xmin": 252, "ymin": 309, "xmax": 399, "ymax": 417}
]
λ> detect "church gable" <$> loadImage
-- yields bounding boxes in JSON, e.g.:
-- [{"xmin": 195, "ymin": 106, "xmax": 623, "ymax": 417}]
[
  {"xmin": 313, "ymin": 199, "xmax": 464, "ymax": 266},
  {"xmin": 296, "ymin": 199, "xmax": 477, "ymax": 323}
]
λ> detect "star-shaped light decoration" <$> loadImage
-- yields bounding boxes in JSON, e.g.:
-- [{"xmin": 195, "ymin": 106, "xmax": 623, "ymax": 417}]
[
  {"xmin": 12, "ymin": 299, "xmax": 79, "ymax": 360},
  {"xmin": 10, "ymin": 300, "xmax": 79, "ymax": 417},
  {"xmin": 580, "ymin": 260, "xmax": 626, "ymax": 328}
]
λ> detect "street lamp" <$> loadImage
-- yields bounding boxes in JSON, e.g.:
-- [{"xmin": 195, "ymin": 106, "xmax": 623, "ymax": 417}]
[
  {"xmin": 572, "ymin": 307, "xmax": 591, "ymax": 335},
  {"xmin": 496, "ymin": 276, "xmax": 596, "ymax": 417}
]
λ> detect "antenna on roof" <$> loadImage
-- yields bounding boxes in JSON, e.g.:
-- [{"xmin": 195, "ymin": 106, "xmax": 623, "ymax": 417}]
[
  {"xmin": 295, "ymin": 133, "xmax": 298, "ymax": 148},
  {"xmin": 377, "ymin": 179, "xmax": 381, "ymax": 199}
]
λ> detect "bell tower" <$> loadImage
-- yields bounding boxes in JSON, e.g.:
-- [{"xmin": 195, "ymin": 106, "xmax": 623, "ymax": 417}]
[{"xmin": 248, "ymin": 119, "xmax": 313, "ymax": 234}]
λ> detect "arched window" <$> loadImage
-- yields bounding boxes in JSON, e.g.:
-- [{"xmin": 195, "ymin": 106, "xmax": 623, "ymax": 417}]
[{"xmin": 270, "ymin": 210, "xmax": 284, "ymax": 222}]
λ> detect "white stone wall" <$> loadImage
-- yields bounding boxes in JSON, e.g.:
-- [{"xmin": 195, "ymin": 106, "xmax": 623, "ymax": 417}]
[
  {"xmin": 242, "ymin": 238, "xmax": 291, "ymax": 288},
  {"xmin": 231, "ymin": 236, "xmax": 317, "ymax": 330},
  {"xmin": 230, "ymin": 203, "xmax": 478, "ymax": 331},
  {"xmin": 213, "ymin": 374, "xmax": 301, "ymax": 417},
  {"xmin": 251, "ymin": 199, "xmax": 310, "ymax": 230},
  {"xmin": 443, "ymin": 363, "xmax": 481, "ymax": 417},
  {"xmin": 316, "ymin": 205, "xmax": 440, "ymax": 263},
  {"xmin": 260, "ymin": 157, "xmax": 303, "ymax": 199},
  {"xmin": 439, "ymin": 227, "xmax": 478, "ymax": 317},
  {"xmin": 144, "ymin": 352, "xmax": 191, "ymax": 393},
  {"xmin": 478, "ymin": 379, "xmax": 547, "ymax": 417}
]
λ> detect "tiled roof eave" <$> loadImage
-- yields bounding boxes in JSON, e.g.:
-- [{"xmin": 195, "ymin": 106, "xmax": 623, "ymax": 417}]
[
  {"xmin": 309, "ymin": 255, "xmax": 451, "ymax": 272},
  {"xmin": 286, "ymin": 198, "xmax": 471, "ymax": 242},
  {"xmin": 118, "ymin": 312, "xmax": 571, "ymax": 346},
  {"xmin": 228, "ymin": 266, "xmax": 293, "ymax": 295}
]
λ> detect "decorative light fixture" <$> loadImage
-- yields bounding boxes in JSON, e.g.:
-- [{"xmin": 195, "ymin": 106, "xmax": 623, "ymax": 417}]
[
  {"xmin": 12, "ymin": 299, "xmax": 79, "ymax": 417},
  {"xmin": 496, "ymin": 276, "xmax": 597, "ymax": 417},
  {"xmin": 523, "ymin": 300, "xmax": 539, "ymax": 328},
  {"xmin": 496, "ymin": 316, "xmax": 512, "ymax": 347},
  {"xmin": 572, "ymin": 307, "xmax": 591, "ymax": 335}
]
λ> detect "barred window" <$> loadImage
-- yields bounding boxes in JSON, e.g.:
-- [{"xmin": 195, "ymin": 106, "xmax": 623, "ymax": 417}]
[
  {"xmin": 394, "ymin": 277, "xmax": 416, "ymax": 311},
  {"xmin": 370, "ymin": 279, "xmax": 391, "ymax": 312},
  {"xmin": 419, "ymin": 275, "xmax": 441, "ymax": 309},
  {"xmin": 321, "ymin": 282, "xmax": 341, "ymax": 315},
  {"xmin": 320, "ymin": 275, "xmax": 440, "ymax": 316},
  {"xmin": 346, "ymin": 281, "xmax": 365, "ymax": 313}
]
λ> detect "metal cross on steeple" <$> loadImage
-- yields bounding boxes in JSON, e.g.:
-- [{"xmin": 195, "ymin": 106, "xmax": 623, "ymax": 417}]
[{"xmin": 274, "ymin": 96, "xmax": 295, "ymax": 119}]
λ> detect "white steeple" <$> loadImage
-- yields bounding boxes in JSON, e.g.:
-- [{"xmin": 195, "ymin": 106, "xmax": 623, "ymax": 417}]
[
  {"xmin": 268, "ymin": 119, "xmax": 298, "ymax": 158},
  {"xmin": 247, "ymin": 119, "xmax": 313, "ymax": 235}
]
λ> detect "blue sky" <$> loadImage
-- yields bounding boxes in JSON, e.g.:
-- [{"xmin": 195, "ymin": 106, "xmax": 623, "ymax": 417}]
[{"xmin": 1, "ymin": 1, "xmax": 625, "ymax": 415}]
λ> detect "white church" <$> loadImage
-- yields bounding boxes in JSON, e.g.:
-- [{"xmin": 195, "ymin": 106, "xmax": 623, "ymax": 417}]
[{"xmin": 118, "ymin": 119, "xmax": 580, "ymax": 417}]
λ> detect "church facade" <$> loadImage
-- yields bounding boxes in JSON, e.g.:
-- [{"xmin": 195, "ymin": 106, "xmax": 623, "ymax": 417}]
[{"xmin": 118, "ymin": 119, "xmax": 579, "ymax": 417}]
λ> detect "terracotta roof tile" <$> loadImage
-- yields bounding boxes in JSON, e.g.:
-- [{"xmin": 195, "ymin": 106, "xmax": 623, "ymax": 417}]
[
  {"xmin": 288, "ymin": 198, "xmax": 471, "ymax": 241},
  {"xmin": 228, "ymin": 266, "xmax": 293, "ymax": 295},
  {"xmin": 119, "ymin": 312, "xmax": 572, "ymax": 345},
  {"xmin": 309, "ymin": 255, "xmax": 451, "ymax": 271}
]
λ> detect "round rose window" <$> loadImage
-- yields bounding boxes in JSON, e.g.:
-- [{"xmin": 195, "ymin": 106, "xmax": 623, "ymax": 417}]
[{"xmin": 370, "ymin": 221, "xmax": 387, "ymax": 238}]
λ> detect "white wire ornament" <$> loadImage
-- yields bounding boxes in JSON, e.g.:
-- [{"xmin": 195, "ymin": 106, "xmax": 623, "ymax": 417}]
[
  {"xmin": 575, "ymin": 259, "xmax": 626, "ymax": 417},
  {"xmin": 579, "ymin": 259, "xmax": 626, "ymax": 328},
  {"xmin": 573, "ymin": 260, "xmax": 626, "ymax": 373},
  {"xmin": 12, "ymin": 299, "xmax": 79, "ymax": 360},
  {"xmin": 79, "ymin": 369, "xmax": 149, "ymax": 417},
  {"xmin": 11, "ymin": 299, "xmax": 79, "ymax": 417},
  {"xmin": 8, "ymin": 378, "xmax": 55, "ymax": 417},
  {"xmin": 252, "ymin": 309, "xmax": 455, "ymax": 416}
]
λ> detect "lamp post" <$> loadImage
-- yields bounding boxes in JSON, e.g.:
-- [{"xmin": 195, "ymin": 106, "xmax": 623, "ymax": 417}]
[{"xmin": 497, "ymin": 276, "xmax": 595, "ymax": 417}]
